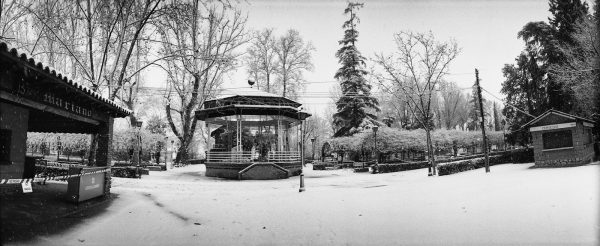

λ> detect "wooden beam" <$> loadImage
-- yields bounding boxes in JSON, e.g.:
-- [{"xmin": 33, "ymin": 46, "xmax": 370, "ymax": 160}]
[
  {"xmin": 0, "ymin": 91, "xmax": 100, "ymax": 125},
  {"xmin": 530, "ymin": 122, "xmax": 576, "ymax": 132}
]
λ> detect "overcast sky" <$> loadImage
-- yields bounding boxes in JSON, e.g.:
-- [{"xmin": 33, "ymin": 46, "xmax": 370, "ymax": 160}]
[{"xmin": 147, "ymin": 0, "xmax": 559, "ymax": 116}]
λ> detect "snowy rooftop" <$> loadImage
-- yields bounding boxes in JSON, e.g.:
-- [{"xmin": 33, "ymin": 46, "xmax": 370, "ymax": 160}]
[{"xmin": 210, "ymin": 87, "xmax": 288, "ymax": 101}]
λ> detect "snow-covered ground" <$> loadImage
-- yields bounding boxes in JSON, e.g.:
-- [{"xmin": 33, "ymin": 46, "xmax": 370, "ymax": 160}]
[{"xmin": 20, "ymin": 162, "xmax": 600, "ymax": 246}]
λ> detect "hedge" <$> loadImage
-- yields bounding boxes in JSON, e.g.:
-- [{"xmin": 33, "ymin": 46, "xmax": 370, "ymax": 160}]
[
  {"xmin": 438, "ymin": 148, "xmax": 533, "ymax": 176},
  {"xmin": 374, "ymin": 161, "xmax": 430, "ymax": 173},
  {"xmin": 509, "ymin": 148, "xmax": 534, "ymax": 163},
  {"xmin": 371, "ymin": 148, "xmax": 533, "ymax": 175},
  {"xmin": 188, "ymin": 159, "xmax": 206, "ymax": 164}
]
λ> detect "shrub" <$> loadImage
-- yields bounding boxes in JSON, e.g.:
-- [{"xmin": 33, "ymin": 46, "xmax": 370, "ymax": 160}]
[
  {"xmin": 510, "ymin": 148, "xmax": 534, "ymax": 163},
  {"xmin": 437, "ymin": 152, "xmax": 521, "ymax": 176},
  {"xmin": 353, "ymin": 167, "xmax": 369, "ymax": 173},
  {"xmin": 111, "ymin": 167, "xmax": 140, "ymax": 178},
  {"xmin": 375, "ymin": 161, "xmax": 430, "ymax": 173},
  {"xmin": 312, "ymin": 164, "xmax": 326, "ymax": 170}
]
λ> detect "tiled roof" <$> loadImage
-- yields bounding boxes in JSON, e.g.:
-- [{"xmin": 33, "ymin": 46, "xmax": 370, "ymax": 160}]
[
  {"xmin": 0, "ymin": 42, "xmax": 131, "ymax": 117},
  {"xmin": 211, "ymin": 87, "xmax": 284, "ymax": 100},
  {"xmin": 522, "ymin": 109, "xmax": 595, "ymax": 128}
]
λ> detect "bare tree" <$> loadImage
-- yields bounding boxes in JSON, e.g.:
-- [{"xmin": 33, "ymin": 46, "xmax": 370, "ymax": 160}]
[
  {"xmin": 303, "ymin": 113, "xmax": 332, "ymax": 160},
  {"xmin": 374, "ymin": 31, "xmax": 460, "ymax": 176},
  {"xmin": 17, "ymin": 0, "xmax": 160, "ymax": 113},
  {"xmin": 11, "ymin": 0, "xmax": 160, "ymax": 164},
  {"xmin": 0, "ymin": 0, "xmax": 32, "ymax": 43},
  {"xmin": 244, "ymin": 28, "xmax": 277, "ymax": 93},
  {"xmin": 438, "ymin": 81, "xmax": 467, "ymax": 130},
  {"xmin": 274, "ymin": 29, "xmax": 315, "ymax": 99},
  {"xmin": 157, "ymin": 1, "xmax": 246, "ymax": 163}
]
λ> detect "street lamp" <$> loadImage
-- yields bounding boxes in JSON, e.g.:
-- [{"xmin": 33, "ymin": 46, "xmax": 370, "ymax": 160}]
[
  {"xmin": 133, "ymin": 120, "xmax": 143, "ymax": 167},
  {"xmin": 171, "ymin": 140, "xmax": 175, "ymax": 167},
  {"xmin": 162, "ymin": 136, "xmax": 168, "ymax": 169},
  {"xmin": 310, "ymin": 138, "xmax": 316, "ymax": 161},
  {"xmin": 57, "ymin": 136, "xmax": 61, "ymax": 162},
  {"xmin": 372, "ymin": 126, "xmax": 379, "ymax": 164}
]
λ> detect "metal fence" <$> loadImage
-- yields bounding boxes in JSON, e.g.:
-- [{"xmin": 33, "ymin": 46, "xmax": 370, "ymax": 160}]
[{"xmin": 207, "ymin": 151, "xmax": 301, "ymax": 164}]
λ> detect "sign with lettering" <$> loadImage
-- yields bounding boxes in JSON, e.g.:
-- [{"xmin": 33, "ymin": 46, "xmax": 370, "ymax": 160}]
[
  {"xmin": 530, "ymin": 122, "xmax": 576, "ymax": 132},
  {"xmin": 77, "ymin": 172, "xmax": 104, "ymax": 201},
  {"xmin": 14, "ymin": 77, "xmax": 94, "ymax": 118},
  {"xmin": 22, "ymin": 182, "xmax": 33, "ymax": 193}
]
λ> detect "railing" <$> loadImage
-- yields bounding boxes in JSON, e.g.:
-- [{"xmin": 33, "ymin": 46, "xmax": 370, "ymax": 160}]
[
  {"xmin": 207, "ymin": 151, "xmax": 253, "ymax": 163},
  {"xmin": 268, "ymin": 151, "xmax": 301, "ymax": 163},
  {"xmin": 207, "ymin": 151, "xmax": 301, "ymax": 164}
]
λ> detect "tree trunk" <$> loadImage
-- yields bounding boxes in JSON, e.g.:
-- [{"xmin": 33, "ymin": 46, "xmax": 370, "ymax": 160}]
[
  {"xmin": 175, "ymin": 143, "xmax": 188, "ymax": 164},
  {"xmin": 426, "ymin": 128, "xmax": 436, "ymax": 176}
]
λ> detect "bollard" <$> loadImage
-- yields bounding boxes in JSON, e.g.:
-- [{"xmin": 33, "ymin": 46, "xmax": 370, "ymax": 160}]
[{"xmin": 299, "ymin": 173, "xmax": 305, "ymax": 192}]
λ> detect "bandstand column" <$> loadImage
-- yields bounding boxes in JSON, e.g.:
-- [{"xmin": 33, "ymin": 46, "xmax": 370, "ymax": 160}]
[
  {"xmin": 236, "ymin": 115, "xmax": 242, "ymax": 152},
  {"xmin": 206, "ymin": 122, "xmax": 211, "ymax": 160},
  {"xmin": 277, "ymin": 118, "xmax": 283, "ymax": 151}
]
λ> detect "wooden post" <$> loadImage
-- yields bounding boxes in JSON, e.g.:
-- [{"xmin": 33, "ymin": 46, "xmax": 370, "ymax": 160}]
[
  {"xmin": 475, "ymin": 69, "xmax": 490, "ymax": 172},
  {"xmin": 96, "ymin": 117, "xmax": 114, "ymax": 195}
]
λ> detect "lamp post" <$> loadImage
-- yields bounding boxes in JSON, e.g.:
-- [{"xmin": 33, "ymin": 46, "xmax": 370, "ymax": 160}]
[
  {"xmin": 373, "ymin": 126, "xmax": 379, "ymax": 164},
  {"xmin": 132, "ymin": 120, "xmax": 143, "ymax": 167},
  {"xmin": 310, "ymin": 138, "xmax": 316, "ymax": 161},
  {"xmin": 502, "ymin": 119, "xmax": 507, "ymax": 151},
  {"xmin": 57, "ymin": 136, "xmax": 61, "ymax": 162},
  {"xmin": 163, "ymin": 136, "xmax": 168, "ymax": 170},
  {"xmin": 170, "ymin": 140, "xmax": 175, "ymax": 167},
  {"xmin": 299, "ymin": 112, "xmax": 306, "ymax": 192}
]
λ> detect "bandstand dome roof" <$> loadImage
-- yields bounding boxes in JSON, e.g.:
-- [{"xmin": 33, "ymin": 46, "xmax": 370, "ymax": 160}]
[{"xmin": 195, "ymin": 87, "xmax": 311, "ymax": 121}]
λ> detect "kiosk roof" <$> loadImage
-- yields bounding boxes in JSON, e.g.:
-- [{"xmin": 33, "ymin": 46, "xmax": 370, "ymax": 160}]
[{"xmin": 0, "ymin": 42, "xmax": 131, "ymax": 117}]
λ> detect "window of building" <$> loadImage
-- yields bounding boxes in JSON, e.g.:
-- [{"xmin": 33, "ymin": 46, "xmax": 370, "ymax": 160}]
[
  {"xmin": 542, "ymin": 130, "xmax": 573, "ymax": 150},
  {"xmin": 0, "ymin": 129, "xmax": 11, "ymax": 164}
]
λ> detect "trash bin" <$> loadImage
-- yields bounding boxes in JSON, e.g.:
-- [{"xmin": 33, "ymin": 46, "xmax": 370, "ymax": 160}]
[{"xmin": 67, "ymin": 167, "xmax": 107, "ymax": 203}]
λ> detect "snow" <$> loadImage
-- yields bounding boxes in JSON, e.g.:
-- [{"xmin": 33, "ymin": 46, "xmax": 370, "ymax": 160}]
[{"xmin": 14, "ymin": 162, "xmax": 600, "ymax": 245}]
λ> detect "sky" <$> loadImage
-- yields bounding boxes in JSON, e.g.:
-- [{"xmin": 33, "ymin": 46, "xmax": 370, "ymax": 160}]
[{"xmin": 146, "ymin": 0, "xmax": 558, "ymax": 116}]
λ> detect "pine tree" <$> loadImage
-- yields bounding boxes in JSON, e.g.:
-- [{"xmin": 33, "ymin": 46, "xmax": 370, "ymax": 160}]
[
  {"xmin": 332, "ymin": 2, "xmax": 379, "ymax": 137},
  {"xmin": 545, "ymin": 0, "xmax": 589, "ymax": 111},
  {"xmin": 502, "ymin": 0, "xmax": 590, "ymax": 144},
  {"xmin": 549, "ymin": 0, "xmax": 589, "ymax": 46}
]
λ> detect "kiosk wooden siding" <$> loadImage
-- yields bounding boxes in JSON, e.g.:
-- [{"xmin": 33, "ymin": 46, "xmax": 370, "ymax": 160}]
[
  {"xmin": 0, "ymin": 42, "xmax": 130, "ymax": 199},
  {"xmin": 524, "ymin": 110, "xmax": 595, "ymax": 167}
]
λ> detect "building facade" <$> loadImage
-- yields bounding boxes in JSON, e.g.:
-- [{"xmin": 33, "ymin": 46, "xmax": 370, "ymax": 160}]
[{"xmin": 525, "ymin": 110, "xmax": 595, "ymax": 167}]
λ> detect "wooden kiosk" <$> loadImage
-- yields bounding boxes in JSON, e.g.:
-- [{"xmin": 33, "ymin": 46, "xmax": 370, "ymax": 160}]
[
  {"xmin": 195, "ymin": 88, "xmax": 310, "ymax": 180},
  {"xmin": 0, "ymin": 42, "xmax": 130, "ymax": 200},
  {"xmin": 524, "ymin": 109, "xmax": 595, "ymax": 167}
]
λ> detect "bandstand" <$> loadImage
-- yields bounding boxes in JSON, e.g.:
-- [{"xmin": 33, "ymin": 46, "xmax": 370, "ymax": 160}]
[{"xmin": 195, "ymin": 88, "xmax": 310, "ymax": 180}]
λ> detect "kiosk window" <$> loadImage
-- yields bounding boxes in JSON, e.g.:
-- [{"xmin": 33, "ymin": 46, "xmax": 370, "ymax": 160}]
[
  {"xmin": 0, "ymin": 129, "xmax": 11, "ymax": 163},
  {"xmin": 542, "ymin": 130, "xmax": 573, "ymax": 149}
]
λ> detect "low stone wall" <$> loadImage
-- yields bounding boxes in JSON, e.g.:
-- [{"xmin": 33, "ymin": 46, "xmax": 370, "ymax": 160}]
[
  {"xmin": 205, "ymin": 162, "xmax": 302, "ymax": 180},
  {"xmin": 535, "ymin": 150, "xmax": 594, "ymax": 167},
  {"xmin": 239, "ymin": 163, "xmax": 289, "ymax": 180},
  {"xmin": 534, "ymin": 144, "xmax": 595, "ymax": 167},
  {"xmin": 205, "ymin": 163, "xmax": 251, "ymax": 179}
]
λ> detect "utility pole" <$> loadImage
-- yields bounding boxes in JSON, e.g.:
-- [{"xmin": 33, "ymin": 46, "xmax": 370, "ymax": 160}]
[{"xmin": 475, "ymin": 69, "xmax": 490, "ymax": 172}]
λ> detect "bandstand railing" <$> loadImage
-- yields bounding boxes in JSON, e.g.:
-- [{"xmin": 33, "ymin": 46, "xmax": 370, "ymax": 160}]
[
  {"xmin": 267, "ymin": 151, "xmax": 301, "ymax": 163},
  {"xmin": 207, "ymin": 151, "xmax": 252, "ymax": 163},
  {"xmin": 207, "ymin": 151, "xmax": 301, "ymax": 164}
]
